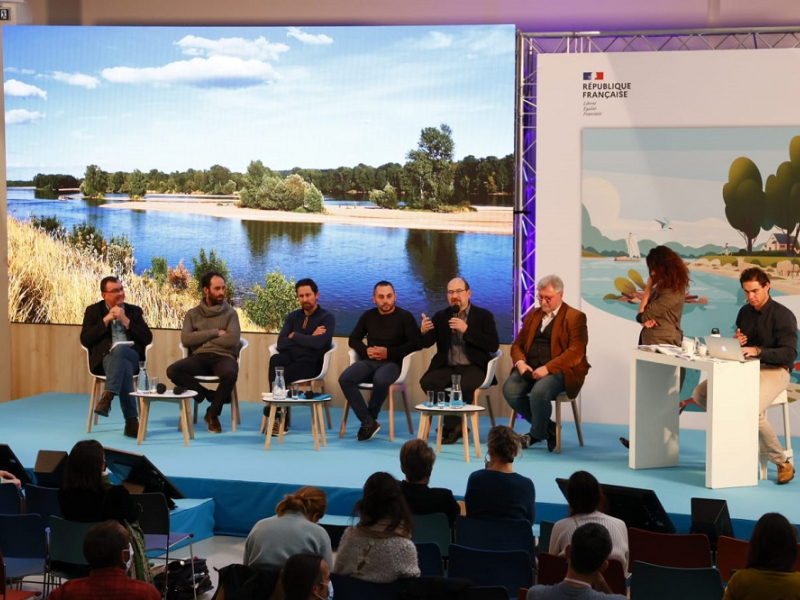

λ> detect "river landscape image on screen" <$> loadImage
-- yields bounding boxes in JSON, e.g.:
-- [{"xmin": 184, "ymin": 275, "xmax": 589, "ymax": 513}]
[{"xmin": 4, "ymin": 25, "xmax": 515, "ymax": 340}]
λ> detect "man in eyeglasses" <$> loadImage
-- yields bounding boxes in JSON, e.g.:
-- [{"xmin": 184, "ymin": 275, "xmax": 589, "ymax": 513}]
[
  {"xmin": 419, "ymin": 276, "xmax": 500, "ymax": 444},
  {"xmin": 503, "ymin": 274, "xmax": 590, "ymax": 452},
  {"xmin": 80, "ymin": 276, "xmax": 153, "ymax": 438}
]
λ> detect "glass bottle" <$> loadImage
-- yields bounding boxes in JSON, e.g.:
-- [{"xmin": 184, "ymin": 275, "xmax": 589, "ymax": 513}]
[
  {"xmin": 137, "ymin": 361, "xmax": 149, "ymax": 393},
  {"xmin": 450, "ymin": 374, "xmax": 463, "ymax": 408},
  {"xmin": 273, "ymin": 366, "xmax": 287, "ymax": 401}
]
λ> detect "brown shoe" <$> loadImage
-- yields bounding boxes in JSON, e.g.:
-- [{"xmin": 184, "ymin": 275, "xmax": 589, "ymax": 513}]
[
  {"xmin": 124, "ymin": 417, "xmax": 139, "ymax": 438},
  {"xmin": 94, "ymin": 391, "xmax": 114, "ymax": 417},
  {"xmin": 777, "ymin": 461, "xmax": 795, "ymax": 485},
  {"xmin": 204, "ymin": 412, "xmax": 222, "ymax": 434}
]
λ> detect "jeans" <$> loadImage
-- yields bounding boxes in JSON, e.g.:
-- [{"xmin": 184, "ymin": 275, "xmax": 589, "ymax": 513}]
[
  {"xmin": 338, "ymin": 359, "xmax": 401, "ymax": 426},
  {"xmin": 503, "ymin": 369, "xmax": 565, "ymax": 440},
  {"xmin": 102, "ymin": 345, "xmax": 140, "ymax": 419}
]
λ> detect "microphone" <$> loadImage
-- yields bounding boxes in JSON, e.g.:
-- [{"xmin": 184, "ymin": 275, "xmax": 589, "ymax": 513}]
[
  {"xmin": 155, "ymin": 382, "xmax": 167, "ymax": 394},
  {"xmin": 450, "ymin": 305, "xmax": 460, "ymax": 334},
  {"xmin": 173, "ymin": 385, "xmax": 186, "ymax": 395}
]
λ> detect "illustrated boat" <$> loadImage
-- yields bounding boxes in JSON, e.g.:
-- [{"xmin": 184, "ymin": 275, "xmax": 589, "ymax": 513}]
[{"xmin": 614, "ymin": 232, "xmax": 641, "ymax": 261}]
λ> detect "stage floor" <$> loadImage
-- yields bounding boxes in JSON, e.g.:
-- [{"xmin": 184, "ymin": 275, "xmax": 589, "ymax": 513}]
[{"xmin": 1, "ymin": 393, "xmax": 797, "ymax": 538}]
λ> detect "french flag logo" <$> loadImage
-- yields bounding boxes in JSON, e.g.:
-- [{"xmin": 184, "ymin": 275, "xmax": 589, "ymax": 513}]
[{"xmin": 582, "ymin": 72, "xmax": 604, "ymax": 80}]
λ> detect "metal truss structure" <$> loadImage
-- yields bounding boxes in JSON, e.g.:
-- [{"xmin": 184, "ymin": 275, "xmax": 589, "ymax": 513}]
[{"xmin": 513, "ymin": 27, "xmax": 800, "ymax": 333}]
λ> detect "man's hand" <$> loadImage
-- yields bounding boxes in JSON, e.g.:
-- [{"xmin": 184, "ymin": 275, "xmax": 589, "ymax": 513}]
[
  {"xmin": 734, "ymin": 328, "xmax": 748, "ymax": 346},
  {"xmin": 449, "ymin": 316, "xmax": 468, "ymax": 334},
  {"xmin": 642, "ymin": 319, "xmax": 657, "ymax": 329},
  {"xmin": 218, "ymin": 329, "xmax": 227, "ymax": 337},
  {"xmin": 312, "ymin": 326, "xmax": 327, "ymax": 336},
  {"xmin": 367, "ymin": 346, "xmax": 388, "ymax": 360},
  {"xmin": 420, "ymin": 313, "xmax": 434, "ymax": 334},
  {"xmin": 515, "ymin": 360, "xmax": 534, "ymax": 376},
  {"xmin": 532, "ymin": 365, "xmax": 549, "ymax": 380},
  {"xmin": 106, "ymin": 305, "xmax": 130, "ymax": 327},
  {"xmin": 742, "ymin": 346, "xmax": 760, "ymax": 359}
]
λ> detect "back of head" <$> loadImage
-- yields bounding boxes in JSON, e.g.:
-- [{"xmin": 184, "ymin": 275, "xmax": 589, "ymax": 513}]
[
  {"xmin": 566, "ymin": 471, "xmax": 603, "ymax": 516},
  {"xmin": 83, "ymin": 520, "xmax": 127, "ymax": 570},
  {"xmin": 568, "ymin": 523, "xmax": 612, "ymax": 576},
  {"xmin": 63, "ymin": 439, "xmax": 105, "ymax": 492},
  {"xmin": 645, "ymin": 245, "xmax": 689, "ymax": 292},
  {"xmin": 276, "ymin": 486, "xmax": 327, "ymax": 521},
  {"xmin": 356, "ymin": 472, "xmax": 413, "ymax": 535},
  {"xmin": 282, "ymin": 553, "xmax": 323, "ymax": 600},
  {"xmin": 746, "ymin": 512, "xmax": 798, "ymax": 572},
  {"xmin": 487, "ymin": 425, "xmax": 519, "ymax": 464},
  {"xmin": 400, "ymin": 439, "xmax": 436, "ymax": 483}
]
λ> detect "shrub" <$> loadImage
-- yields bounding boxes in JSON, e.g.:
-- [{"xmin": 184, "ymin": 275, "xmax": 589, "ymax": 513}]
[
  {"xmin": 243, "ymin": 269, "xmax": 297, "ymax": 332},
  {"xmin": 191, "ymin": 249, "xmax": 232, "ymax": 297}
]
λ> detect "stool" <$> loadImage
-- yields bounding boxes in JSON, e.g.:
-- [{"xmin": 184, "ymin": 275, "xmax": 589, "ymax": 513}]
[
  {"xmin": 760, "ymin": 389, "xmax": 794, "ymax": 479},
  {"xmin": 508, "ymin": 392, "xmax": 584, "ymax": 454}
]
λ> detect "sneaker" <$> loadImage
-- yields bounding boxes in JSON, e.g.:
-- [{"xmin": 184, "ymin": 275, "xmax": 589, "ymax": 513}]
[
  {"xmin": 204, "ymin": 412, "xmax": 222, "ymax": 434},
  {"xmin": 777, "ymin": 461, "xmax": 795, "ymax": 485},
  {"xmin": 519, "ymin": 433, "xmax": 534, "ymax": 449},
  {"xmin": 124, "ymin": 417, "xmax": 139, "ymax": 438},
  {"xmin": 357, "ymin": 422, "xmax": 381, "ymax": 442},
  {"xmin": 94, "ymin": 391, "xmax": 114, "ymax": 417}
]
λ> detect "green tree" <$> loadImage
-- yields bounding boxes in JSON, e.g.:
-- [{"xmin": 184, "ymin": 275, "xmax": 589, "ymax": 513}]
[
  {"xmin": 129, "ymin": 169, "xmax": 147, "ymax": 198},
  {"xmin": 191, "ymin": 249, "xmax": 233, "ymax": 297},
  {"xmin": 81, "ymin": 164, "xmax": 108, "ymax": 198},
  {"xmin": 369, "ymin": 183, "xmax": 399, "ymax": 209},
  {"xmin": 148, "ymin": 256, "xmax": 169, "ymax": 285},
  {"xmin": 304, "ymin": 184, "xmax": 324, "ymax": 212},
  {"xmin": 243, "ymin": 269, "xmax": 297, "ymax": 332},
  {"xmin": 404, "ymin": 124, "xmax": 455, "ymax": 209},
  {"xmin": 723, "ymin": 157, "xmax": 767, "ymax": 253}
]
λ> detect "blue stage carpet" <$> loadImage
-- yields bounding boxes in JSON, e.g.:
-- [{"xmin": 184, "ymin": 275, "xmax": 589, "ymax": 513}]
[{"xmin": 1, "ymin": 393, "xmax": 797, "ymax": 539}]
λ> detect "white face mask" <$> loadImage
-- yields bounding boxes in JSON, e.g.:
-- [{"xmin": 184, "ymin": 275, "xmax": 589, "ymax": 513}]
[
  {"xmin": 124, "ymin": 542, "xmax": 134, "ymax": 572},
  {"xmin": 313, "ymin": 580, "xmax": 334, "ymax": 600}
]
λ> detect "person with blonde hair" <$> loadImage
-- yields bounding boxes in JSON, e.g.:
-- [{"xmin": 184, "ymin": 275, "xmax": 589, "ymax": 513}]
[{"xmin": 244, "ymin": 486, "xmax": 332, "ymax": 569}]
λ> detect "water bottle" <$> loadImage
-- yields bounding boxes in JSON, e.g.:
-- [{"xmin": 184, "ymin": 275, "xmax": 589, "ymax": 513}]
[
  {"xmin": 450, "ymin": 374, "xmax": 463, "ymax": 409},
  {"xmin": 137, "ymin": 362, "xmax": 149, "ymax": 393},
  {"xmin": 273, "ymin": 367, "xmax": 287, "ymax": 401}
]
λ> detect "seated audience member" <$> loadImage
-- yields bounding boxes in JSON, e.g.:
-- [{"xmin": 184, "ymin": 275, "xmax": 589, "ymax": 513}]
[
  {"xmin": 399, "ymin": 439, "xmax": 460, "ymax": 525},
  {"xmin": 0, "ymin": 469, "xmax": 21, "ymax": 487},
  {"xmin": 465, "ymin": 425, "xmax": 535, "ymax": 523},
  {"xmin": 48, "ymin": 520, "xmax": 160, "ymax": 600},
  {"xmin": 724, "ymin": 512, "xmax": 800, "ymax": 600},
  {"xmin": 282, "ymin": 553, "xmax": 333, "ymax": 600},
  {"xmin": 527, "ymin": 523, "xmax": 627, "ymax": 600},
  {"xmin": 334, "ymin": 472, "xmax": 420, "ymax": 583},
  {"xmin": 244, "ymin": 486, "xmax": 332, "ymax": 570},
  {"xmin": 549, "ymin": 471, "xmax": 628, "ymax": 570}
]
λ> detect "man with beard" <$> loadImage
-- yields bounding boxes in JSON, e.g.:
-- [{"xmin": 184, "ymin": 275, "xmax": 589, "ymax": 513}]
[
  {"xmin": 419, "ymin": 277, "xmax": 500, "ymax": 444},
  {"xmin": 167, "ymin": 272, "xmax": 241, "ymax": 434}
]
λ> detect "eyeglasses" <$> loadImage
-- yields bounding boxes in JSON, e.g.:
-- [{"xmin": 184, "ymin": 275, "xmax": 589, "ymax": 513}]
[
  {"xmin": 446, "ymin": 289, "xmax": 467, "ymax": 295},
  {"xmin": 537, "ymin": 293, "xmax": 559, "ymax": 303},
  {"xmin": 103, "ymin": 287, "xmax": 124, "ymax": 294}
]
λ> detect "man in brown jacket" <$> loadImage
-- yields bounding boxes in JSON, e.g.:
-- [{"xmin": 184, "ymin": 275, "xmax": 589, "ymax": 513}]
[{"xmin": 503, "ymin": 274, "xmax": 590, "ymax": 451}]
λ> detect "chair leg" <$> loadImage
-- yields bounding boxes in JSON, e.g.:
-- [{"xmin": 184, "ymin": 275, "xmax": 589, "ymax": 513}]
[
  {"xmin": 402, "ymin": 388, "xmax": 413, "ymax": 435},
  {"xmin": 508, "ymin": 410, "xmax": 517, "ymax": 429},
  {"xmin": 388, "ymin": 389, "xmax": 396, "ymax": 442},
  {"xmin": 231, "ymin": 387, "xmax": 239, "ymax": 433},
  {"xmin": 338, "ymin": 402, "xmax": 350, "ymax": 438},
  {"xmin": 571, "ymin": 399, "xmax": 584, "ymax": 447},
  {"xmin": 325, "ymin": 404, "xmax": 332, "ymax": 430},
  {"xmin": 555, "ymin": 399, "xmax": 563, "ymax": 454},
  {"xmin": 87, "ymin": 378, "xmax": 99, "ymax": 433},
  {"xmin": 783, "ymin": 401, "xmax": 793, "ymax": 463}
]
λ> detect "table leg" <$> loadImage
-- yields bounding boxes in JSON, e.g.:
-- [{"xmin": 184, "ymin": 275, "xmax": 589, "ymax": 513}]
[
  {"xmin": 136, "ymin": 398, "xmax": 149, "ymax": 445},
  {"xmin": 179, "ymin": 398, "xmax": 191, "ymax": 447},
  {"xmin": 435, "ymin": 415, "xmax": 444, "ymax": 452},
  {"xmin": 417, "ymin": 413, "xmax": 428, "ymax": 440},
  {"xmin": 264, "ymin": 406, "xmax": 278, "ymax": 450},
  {"xmin": 461, "ymin": 415, "xmax": 470, "ymax": 462},
  {"xmin": 471, "ymin": 412, "xmax": 482, "ymax": 458},
  {"xmin": 278, "ymin": 408, "xmax": 286, "ymax": 444},
  {"xmin": 311, "ymin": 404, "xmax": 320, "ymax": 451},
  {"xmin": 318, "ymin": 404, "xmax": 328, "ymax": 447}
]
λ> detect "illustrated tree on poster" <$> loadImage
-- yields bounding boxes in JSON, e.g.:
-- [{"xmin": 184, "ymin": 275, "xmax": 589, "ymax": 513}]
[{"xmin": 723, "ymin": 157, "xmax": 766, "ymax": 253}]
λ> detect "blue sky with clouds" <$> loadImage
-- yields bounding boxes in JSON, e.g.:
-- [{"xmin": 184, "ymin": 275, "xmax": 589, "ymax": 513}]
[{"xmin": 3, "ymin": 25, "xmax": 514, "ymax": 180}]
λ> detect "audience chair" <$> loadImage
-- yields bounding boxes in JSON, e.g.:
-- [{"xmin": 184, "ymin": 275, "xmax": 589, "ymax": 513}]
[
  {"xmin": 329, "ymin": 572, "xmax": 401, "ymax": 600},
  {"xmin": 0, "ymin": 549, "xmax": 38, "ymax": 600},
  {"xmin": 414, "ymin": 542, "xmax": 444, "ymax": 577},
  {"xmin": 339, "ymin": 349, "xmax": 419, "ymax": 441},
  {"xmin": 48, "ymin": 517, "xmax": 98, "ymax": 585},
  {"xmin": 630, "ymin": 560, "xmax": 723, "ymax": 600},
  {"xmin": 0, "ymin": 514, "xmax": 49, "ymax": 594},
  {"xmin": 761, "ymin": 387, "xmax": 794, "ymax": 479},
  {"xmin": 537, "ymin": 520, "xmax": 555, "ymax": 556},
  {"xmin": 714, "ymin": 535, "xmax": 748, "ymax": 584},
  {"xmin": 179, "ymin": 338, "xmax": 248, "ymax": 433},
  {"xmin": 0, "ymin": 484, "xmax": 22, "ymax": 515},
  {"xmin": 508, "ymin": 392, "xmax": 584, "ymax": 453},
  {"xmin": 264, "ymin": 341, "xmax": 337, "ymax": 431},
  {"xmin": 22, "ymin": 484, "xmax": 61, "ymax": 529},
  {"xmin": 83, "ymin": 342, "xmax": 153, "ymax": 433},
  {"xmin": 455, "ymin": 515, "xmax": 536, "ymax": 563},
  {"xmin": 130, "ymin": 491, "xmax": 194, "ymax": 560},
  {"xmin": 410, "ymin": 512, "xmax": 452, "ymax": 558},
  {"xmin": 448, "ymin": 544, "xmax": 533, "ymax": 599},
  {"xmin": 628, "ymin": 527, "xmax": 712, "ymax": 568}
]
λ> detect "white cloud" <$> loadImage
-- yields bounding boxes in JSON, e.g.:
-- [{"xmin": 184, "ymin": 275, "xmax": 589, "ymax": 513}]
[
  {"xmin": 416, "ymin": 31, "xmax": 453, "ymax": 50},
  {"xmin": 6, "ymin": 109, "xmax": 45, "ymax": 125},
  {"xmin": 175, "ymin": 35, "xmax": 289, "ymax": 61},
  {"xmin": 51, "ymin": 71, "xmax": 100, "ymax": 89},
  {"xmin": 4, "ymin": 79, "xmax": 47, "ymax": 99},
  {"xmin": 286, "ymin": 27, "xmax": 333, "ymax": 46},
  {"xmin": 5, "ymin": 67, "xmax": 36, "ymax": 75},
  {"xmin": 102, "ymin": 55, "xmax": 280, "ymax": 89}
]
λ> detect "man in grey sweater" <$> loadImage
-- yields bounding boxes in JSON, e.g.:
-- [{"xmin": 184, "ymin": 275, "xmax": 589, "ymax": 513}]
[{"xmin": 167, "ymin": 271, "xmax": 241, "ymax": 433}]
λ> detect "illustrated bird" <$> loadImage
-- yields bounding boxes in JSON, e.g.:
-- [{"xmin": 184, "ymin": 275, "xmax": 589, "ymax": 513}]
[{"xmin": 654, "ymin": 217, "xmax": 672, "ymax": 230}]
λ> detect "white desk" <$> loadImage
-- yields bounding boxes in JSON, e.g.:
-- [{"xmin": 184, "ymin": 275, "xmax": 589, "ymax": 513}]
[{"xmin": 630, "ymin": 349, "xmax": 759, "ymax": 489}]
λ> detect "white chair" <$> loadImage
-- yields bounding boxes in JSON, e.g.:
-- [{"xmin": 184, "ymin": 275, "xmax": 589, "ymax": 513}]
[
  {"xmin": 508, "ymin": 392, "xmax": 584, "ymax": 454},
  {"xmin": 760, "ymin": 387, "xmax": 795, "ymax": 479},
  {"xmin": 178, "ymin": 337, "xmax": 248, "ymax": 433},
  {"xmin": 83, "ymin": 342, "xmax": 152, "ymax": 433},
  {"xmin": 260, "ymin": 341, "xmax": 337, "ymax": 433},
  {"xmin": 472, "ymin": 349, "xmax": 503, "ymax": 426},
  {"xmin": 339, "ymin": 349, "xmax": 419, "ymax": 441}
]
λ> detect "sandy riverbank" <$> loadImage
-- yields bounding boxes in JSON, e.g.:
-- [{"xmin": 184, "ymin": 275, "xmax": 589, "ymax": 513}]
[
  {"xmin": 103, "ymin": 200, "xmax": 513, "ymax": 235},
  {"xmin": 687, "ymin": 261, "xmax": 800, "ymax": 296}
]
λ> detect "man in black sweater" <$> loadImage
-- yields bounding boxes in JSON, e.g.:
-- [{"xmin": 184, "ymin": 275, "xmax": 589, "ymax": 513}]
[{"xmin": 339, "ymin": 281, "xmax": 419, "ymax": 441}]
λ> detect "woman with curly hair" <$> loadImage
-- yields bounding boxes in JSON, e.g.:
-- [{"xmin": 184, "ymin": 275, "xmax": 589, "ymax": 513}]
[
  {"xmin": 464, "ymin": 425, "xmax": 535, "ymax": 523},
  {"xmin": 334, "ymin": 471, "xmax": 420, "ymax": 583},
  {"xmin": 636, "ymin": 245, "xmax": 690, "ymax": 347}
]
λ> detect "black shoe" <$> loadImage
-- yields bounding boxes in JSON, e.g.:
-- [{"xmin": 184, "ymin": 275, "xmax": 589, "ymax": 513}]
[
  {"xmin": 620, "ymin": 437, "xmax": 630, "ymax": 449},
  {"xmin": 124, "ymin": 417, "xmax": 139, "ymax": 438},
  {"xmin": 546, "ymin": 421, "xmax": 558, "ymax": 453},
  {"xmin": 94, "ymin": 391, "xmax": 114, "ymax": 417},
  {"xmin": 442, "ymin": 428, "xmax": 466, "ymax": 445},
  {"xmin": 357, "ymin": 422, "xmax": 381, "ymax": 442}
]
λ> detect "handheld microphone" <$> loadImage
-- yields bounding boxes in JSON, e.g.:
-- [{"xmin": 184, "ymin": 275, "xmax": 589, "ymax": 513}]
[
  {"xmin": 173, "ymin": 385, "xmax": 186, "ymax": 395},
  {"xmin": 155, "ymin": 382, "xmax": 167, "ymax": 394},
  {"xmin": 450, "ymin": 305, "xmax": 460, "ymax": 334}
]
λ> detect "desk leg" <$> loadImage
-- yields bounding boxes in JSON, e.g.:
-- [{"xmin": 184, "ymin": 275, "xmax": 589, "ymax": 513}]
[
  {"xmin": 318, "ymin": 404, "xmax": 328, "ymax": 447},
  {"xmin": 179, "ymin": 399, "xmax": 191, "ymax": 447},
  {"xmin": 264, "ymin": 406, "xmax": 278, "ymax": 450},
  {"xmin": 311, "ymin": 405, "xmax": 320, "ymax": 451},
  {"xmin": 630, "ymin": 357, "xmax": 680, "ymax": 469},
  {"xmin": 137, "ymin": 398, "xmax": 149, "ymax": 445},
  {"xmin": 471, "ymin": 412, "xmax": 482, "ymax": 459},
  {"xmin": 461, "ymin": 415, "xmax": 470, "ymax": 462},
  {"xmin": 435, "ymin": 415, "xmax": 444, "ymax": 453}
]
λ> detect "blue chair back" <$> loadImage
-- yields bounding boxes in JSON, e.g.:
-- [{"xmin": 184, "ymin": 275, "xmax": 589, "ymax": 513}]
[
  {"xmin": 411, "ymin": 512, "xmax": 452, "ymax": 557},
  {"xmin": 631, "ymin": 560, "xmax": 723, "ymax": 600},
  {"xmin": 415, "ymin": 542, "xmax": 444, "ymax": 577},
  {"xmin": 0, "ymin": 513, "xmax": 47, "ymax": 558},
  {"xmin": 23, "ymin": 484, "xmax": 62, "ymax": 527},
  {"xmin": 0, "ymin": 482, "xmax": 23, "ymax": 514},
  {"xmin": 329, "ymin": 572, "xmax": 401, "ymax": 600},
  {"xmin": 455, "ymin": 516, "xmax": 536, "ymax": 561},
  {"xmin": 448, "ymin": 544, "xmax": 533, "ymax": 598},
  {"xmin": 538, "ymin": 520, "xmax": 555, "ymax": 554}
]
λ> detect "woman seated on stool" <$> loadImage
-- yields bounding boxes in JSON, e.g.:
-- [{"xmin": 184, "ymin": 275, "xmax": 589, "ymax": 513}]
[
  {"xmin": 334, "ymin": 471, "xmax": 420, "ymax": 583},
  {"xmin": 465, "ymin": 424, "xmax": 535, "ymax": 523}
]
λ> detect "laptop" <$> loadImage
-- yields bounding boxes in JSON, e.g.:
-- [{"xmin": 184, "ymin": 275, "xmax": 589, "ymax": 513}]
[{"xmin": 705, "ymin": 336, "xmax": 750, "ymax": 362}]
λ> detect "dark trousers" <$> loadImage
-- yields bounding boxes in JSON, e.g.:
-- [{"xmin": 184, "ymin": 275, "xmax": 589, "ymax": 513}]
[
  {"xmin": 167, "ymin": 353, "xmax": 238, "ymax": 417},
  {"xmin": 266, "ymin": 353, "xmax": 322, "ymax": 427},
  {"xmin": 338, "ymin": 360, "xmax": 401, "ymax": 427},
  {"xmin": 420, "ymin": 364, "xmax": 486, "ymax": 430}
]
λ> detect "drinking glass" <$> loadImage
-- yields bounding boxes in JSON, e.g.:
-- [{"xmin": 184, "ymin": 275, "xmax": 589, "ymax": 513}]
[
  {"xmin": 437, "ymin": 392, "xmax": 446, "ymax": 408},
  {"xmin": 149, "ymin": 376, "xmax": 159, "ymax": 393},
  {"xmin": 426, "ymin": 390, "xmax": 435, "ymax": 407},
  {"xmin": 290, "ymin": 383, "xmax": 300, "ymax": 399}
]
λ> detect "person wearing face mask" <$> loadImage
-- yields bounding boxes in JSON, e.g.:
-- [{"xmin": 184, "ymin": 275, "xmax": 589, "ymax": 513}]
[
  {"xmin": 48, "ymin": 520, "xmax": 160, "ymax": 599},
  {"xmin": 282, "ymin": 553, "xmax": 334, "ymax": 600}
]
